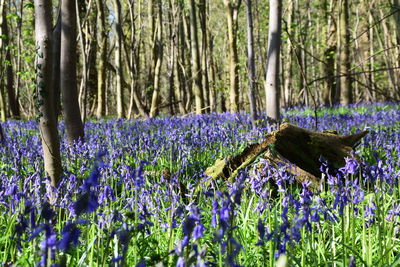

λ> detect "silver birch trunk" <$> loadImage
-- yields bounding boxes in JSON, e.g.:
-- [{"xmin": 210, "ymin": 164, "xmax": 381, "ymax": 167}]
[
  {"xmin": 34, "ymin": 0, "xmax": 62, "ymax": 187},
  {"xmin": 265, "ymin": 0, "xmax": 282, "ymax": 122}
]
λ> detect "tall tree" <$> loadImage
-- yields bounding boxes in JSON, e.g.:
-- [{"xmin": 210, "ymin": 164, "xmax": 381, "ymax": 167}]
[
  {"xmin": 265, "ymin": 0, "xmax": 282, "ymax": 122},
  {"xmin": 224, "ymin": 0, "xmax": 242, "ymax": 112},
  {"xmin": 245, "ymin": 0, "xmax": 257, "ymax": 128},
  {"xmin": 189, "ymin": 0, "xmax": 203, "ymax": 114},
  {"xmin": 0, "ymin": 0, "xmax": 7, "ymax": 121},
  {"xmin": 113, "ymin": 0, "xmax": 125, "ymax": 118},
  {"xmin": 337, "ymin": 0, "xmax": 352, "ymax": 104},
  {"xmin": 52, "ymin": 10, "xmax": 61, "ymax": 117},
  {"xmin": 0, "ymin": 0, "xmax": 20, "ymax": 119},
  {"xmin": 60, "ymin": 0, "xmax": 84, "ymax": 142},
  {"xmin": 95, "ymin": 0, "xmax": 107, "ymax": 118},
  {"xmin": 34, "ymin": 0, "xmax": 62, "ymax": 187},
  {"xmin": 149, "ymin": 0, "xmax": 163, "ymax": 117}
]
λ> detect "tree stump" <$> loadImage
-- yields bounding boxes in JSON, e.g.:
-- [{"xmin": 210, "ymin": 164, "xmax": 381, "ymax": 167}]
[{"xmin": 205, "ymin": 122, "xmax": 368, "ymax": 191}]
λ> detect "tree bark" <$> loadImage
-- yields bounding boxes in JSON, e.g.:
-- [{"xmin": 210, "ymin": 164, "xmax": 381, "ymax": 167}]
[
  {"xmin": 1, "ymin": 0, "xmax": 20, "ymax": 119},
  {"xmin": 52, "ymin": 10, "xmax": 61, "ymax": 118},
  {"xmin": 265, "ymin": 0, "xmax": 282, "ymax": 122},
  {"xmin": 0, "ymin": 0, "xmax": 7, "ymax": 121},
  {"xmin": 61, "ymin": 0, "xmax": 84, "ymax": 142},
  {"xmin": 149, "ymin": 0, "xmax": 163, "ymax": 117},
  {"xmin": 113, "ymin": 0, "xmax": 125, "ymax": 118},
  {"xmin": 245, "ymin": 0, "xmax": 257, "ymax": 128},
  {"xmin": 189, "ymin": 0, "xmax": 204, "ymax": 114},
  {"xmin": 337, "ymin": 0, "xmax": 352, "ymax": 105},
  {"xmin": 34, "ymin": 0, "xmax": 62, "ymax": 187},
  {"xmin": 95, "ymin": 0, "xmax": 107, "ymax": 118},
  {"xmin": 224, "ymin": 0, "xmax": 241, "ymax": 113}
]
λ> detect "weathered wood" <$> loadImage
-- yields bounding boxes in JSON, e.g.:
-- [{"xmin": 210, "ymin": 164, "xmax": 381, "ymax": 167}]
[{"xmin": 205, "ymin": 122, "xmax": 368, "ymax": 190}]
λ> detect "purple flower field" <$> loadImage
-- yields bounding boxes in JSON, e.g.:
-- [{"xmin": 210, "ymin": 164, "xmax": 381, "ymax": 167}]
[{"xmin": 1, "ymin": 103, "xmax": 400, "ymax": 266}]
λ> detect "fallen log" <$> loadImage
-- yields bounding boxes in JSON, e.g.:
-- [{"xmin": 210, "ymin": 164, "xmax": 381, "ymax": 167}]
[{"xmin": 205, "ymin": 122, "xmax": 368, "ymax": 190}]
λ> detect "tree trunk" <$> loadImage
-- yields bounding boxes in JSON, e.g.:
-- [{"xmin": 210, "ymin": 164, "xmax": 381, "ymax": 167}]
[
  {"xmin": 34, "ymin": 0, "xmax": 62, "ymax": 187},
  {"xmin": 1, "ymin": 0, "xmax": 20, "ymax": 119},
  {"xmin": 199, "ymin": 0, "xmax": 210, "ymax": 113},
  {"xmin": 265, "ymin": 0, "xmax": 282, "ymax": 122},
  {"xmin": 61, "ymin": 0, "xmax": 84, "ymax": 142},
  {"xmin": 0, "ymin": 0, "xmax": 7, "ymax": 121},
  {"xmin": 337, "ymin": 0, "xmax": 352, "ymax": 105},
  {"xmin": 224, "ymin": 0, "xmax": 241, "ymax": 113},
  {"xmin": 113, "ymin": 0, "xmax": 125, "ymax": 118},
  {"xmin": 149, "ymin": 0, "xmax": 163, "ymax": 117},
  {"xmin": 52, "ymin": 10, "xmax": 62, "ymax": 118},
  {"xmin": 189, "ymin": 0, "xmax": 203, "ymax": 114},
  {"xmin": 95, "ymin": 0, "xmax": 107, "ymax": 118},
  {"xmin": 245, "ymin": 0, "xmax": 257, "ymax": 128}
]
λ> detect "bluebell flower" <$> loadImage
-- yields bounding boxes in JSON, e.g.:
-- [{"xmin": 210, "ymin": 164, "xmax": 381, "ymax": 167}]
[
  {"xmin": 73, "ymin": 192, "xmax": 99, "ymax": 216},
  {"xmin": 58, "ymin": 221, "xmax": 81, "ymax": 251}
]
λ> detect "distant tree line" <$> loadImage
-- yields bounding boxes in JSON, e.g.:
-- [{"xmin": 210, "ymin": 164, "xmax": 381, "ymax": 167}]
[{"xmin": 0, "ymin": 0, "xmax": 399, "ymax": 122}]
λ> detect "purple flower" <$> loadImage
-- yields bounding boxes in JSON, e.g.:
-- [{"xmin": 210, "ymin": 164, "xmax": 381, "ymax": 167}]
[
  {"xmin": 73, "ymin": 192, "xmax": 99, "ymax": 216},
  {"xmin": 58, "ymin": 221, "xmax": 81, "ymax": 251}
]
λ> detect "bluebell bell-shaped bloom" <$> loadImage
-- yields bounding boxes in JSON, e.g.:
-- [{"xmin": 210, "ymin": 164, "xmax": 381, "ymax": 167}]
[
  {"xmin": 73, "ymin": 191, "xmax": 99, "ymax": 217},
  {"xmin": 58, "ymin": 220, "xmax": 86, "ymax": 251}
]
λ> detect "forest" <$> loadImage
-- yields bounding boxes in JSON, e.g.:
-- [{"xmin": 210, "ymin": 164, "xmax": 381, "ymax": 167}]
[{"xmin": 0, "ymin": 0, "xmax": 400, "ymax": 266}]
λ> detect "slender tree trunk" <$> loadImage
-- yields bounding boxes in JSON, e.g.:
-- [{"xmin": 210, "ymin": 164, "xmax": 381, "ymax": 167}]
[
  {"xmin": 1, "ymin": 0, "xmax": 19, "ymax": 119},
  {"xmin": 337, "ymin": 0, "xmax": 352, "ymax": 105},
  {"xmin": 34, "ymin": 0, "xmax": 62, "ymax": 187},
  {"xmin": 126, "ymin": 0, "xmax": 148, "ymax": 118},
  {"xmin": 199, "ymin": 0, "xmax": 210, "ymax": 112},
  {"xmin": 265, "ymin": 0, "xmax": 282, "ymax": 122},
  {"xmin": 52, "ymin": 10, "xmax": 61, "ymax": 118},
  {"xmin": 245, "ymin": 0, "xmax": 257, "ymax": 127},
  {"xmin": 149, "ymin": 0, "xmax": 163, "ymax": 117},
  {"xmin": 113, "ymin": 0, "xmax": 125, "ymax": 118},
  {"xmin": 96, "ymin": 0, "xmax": 107, "ymax": 118},
  {"xmin": 189, "ymin": 0, "xmax": 204, "ymax": 114},
  {"xmin": 0, "ymin": 0, "xmax": 7, "ymax": 121},
  {"xmin": 321, "ymin": 0, "xmax": 337, "ymax": 106},
  {"xmin": 61, "ymin": 0, "xmax": 84, "ymax": 142},
  {"xmin": 224, "ymin": 0, "xmax": 241, "ymax": 112},
  {"xmin": 283, "ymin": 0, "xmax": 294, "ymax": 107}
]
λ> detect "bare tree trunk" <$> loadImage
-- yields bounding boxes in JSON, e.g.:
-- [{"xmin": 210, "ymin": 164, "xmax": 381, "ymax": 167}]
[
  {"xmin": 52, "ymin": 10, "xmax": 62, "ymax": 118},
  {"xmin": 265, "ymin": 0, "xmax": 282, "ymax": 122},
  {"xmin": 245, "ymin": 0, "xmax": 257, "ymax": 127},
  {"xmin": 126, "ymin": 0, "xmax": 148, "ymax": 118},
  {"xmin": 113, "ymin": 0, "xmax": 125, "ymax": 118},
  {"xmin": 1, "ymin": 0, "xmax": 19, "ymax": 119},
  {"xmin": 337, "ymin": 0, "xmax": 352, "ymax": 105},
  {"xmin": 321, "ymin": 0, "xmax": 337, "ymax": 106},
  {"xmin": 189, "ymin": 0, "xmax": 203, "ymax": 114},
  {"xmin": 34, "ymin": 0, "xmax": 62, "ymax": 187},
  {"xmin": 199, "ymin": 0, "xmax": 210, "ymax": 112},
  {"xmin": 96, "ymin": 0, "xmax": 107, "ymax": 118},
  {"xmin": 0, "ymin": 0, "xmax": 8, "ymax": 121},
  {"xmin": 149, "ymin": 0, "xmax": 163, "ymax": 117},
  {"xmin": 224, "ymin": 0, "xmax": 241, "ymax": 113},
  {"xmin": 61, "ymin": 0, "xmax": 84, "ymax": 142},
  {"xmin": 283, "ymin": 0, "xmax": 294, "ymax": 107}
]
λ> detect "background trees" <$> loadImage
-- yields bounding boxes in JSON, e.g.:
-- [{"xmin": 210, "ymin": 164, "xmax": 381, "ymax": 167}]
[{"xmin": 1, "ymin": 0, "xmax": 400, "ymax": 121}]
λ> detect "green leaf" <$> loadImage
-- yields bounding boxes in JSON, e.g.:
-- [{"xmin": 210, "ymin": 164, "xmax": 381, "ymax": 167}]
[
  {"xmin": 38, "ymin": 81, "xmax": 45, "ymax": 89},
  {"xmin": 24, "ymin": 2, "xmax": 34, "ymax": 9},
  {"xmin": 39, "ymin": 89, "xmax": 47, "ymax": 97}
]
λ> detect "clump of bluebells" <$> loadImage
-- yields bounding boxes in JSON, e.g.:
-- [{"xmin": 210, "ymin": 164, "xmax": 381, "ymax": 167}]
[{"xmin": 0, "ymin": 103, "xmax": 400, "ymax": 266}]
